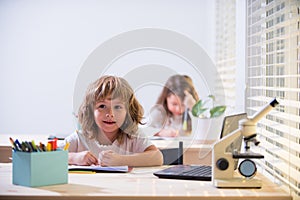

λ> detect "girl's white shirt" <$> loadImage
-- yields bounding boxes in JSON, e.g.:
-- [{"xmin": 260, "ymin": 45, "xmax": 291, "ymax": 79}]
[
  {"xmin": 62, "ymin": 129, "xmax": 153, "ymax": 157},
  {"xmin": 148, "ymin": 105, "xmax": 183, "ymax": 130}
]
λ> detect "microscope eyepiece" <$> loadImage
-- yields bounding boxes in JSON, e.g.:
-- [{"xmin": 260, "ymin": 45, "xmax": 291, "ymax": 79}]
[
  {"xmin": 251, "ymin": 98, "xmax": 279, "ymax": 123},
  {"xmin": 270, "ymin": 98, "xmax": 279, "ymax": 107}
]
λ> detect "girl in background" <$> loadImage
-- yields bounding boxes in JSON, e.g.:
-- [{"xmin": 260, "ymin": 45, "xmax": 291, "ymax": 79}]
[
  {"xmin": 64, "ymin": 75, "xmax": 163, "ymax": 166},
  {"xmin": 149, "ymin": 75, "xmax": 199, "ymax": 137}
]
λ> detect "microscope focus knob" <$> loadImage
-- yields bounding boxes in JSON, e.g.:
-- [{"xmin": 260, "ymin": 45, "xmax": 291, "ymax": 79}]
[{"xmin": 216, "ymin": 158, "xmax": 229, "ymax": 170}]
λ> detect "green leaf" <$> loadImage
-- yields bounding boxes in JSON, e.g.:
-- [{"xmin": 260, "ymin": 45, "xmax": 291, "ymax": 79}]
[
  {"xmin": 207, "ymin": 95, "xmax": 215, "ymax": 101},
  {"xmin": 192, "ymin": 100, "xmax": 208, "ymax": 117},
  {"xmin": 210, "ymin": 106, "xmax": 226, "ymax": 118}
]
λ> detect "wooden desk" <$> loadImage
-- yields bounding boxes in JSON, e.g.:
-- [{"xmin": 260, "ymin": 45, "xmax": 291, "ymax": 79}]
[
  {"xmin": 0, "ymin": 163, "xmax": 292, "ymax": 200},
  {"xmin": 0, "ymin": 146, "xmax": 12, "ymax": 163}
]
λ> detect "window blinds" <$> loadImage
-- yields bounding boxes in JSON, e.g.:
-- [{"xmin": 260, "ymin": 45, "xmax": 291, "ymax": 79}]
[{"xmin": 246, "ymin": 0, "xmax": 300, "ymax": 198}]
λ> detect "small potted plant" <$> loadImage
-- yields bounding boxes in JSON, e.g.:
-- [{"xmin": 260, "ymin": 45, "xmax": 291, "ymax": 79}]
[
  {"xmin": 191, "ymin": 95, "xmax": 226, "ymax": 118},
  {"xmin": 190, "ymin": 95, "xmax": 226, "ymax": 140}
]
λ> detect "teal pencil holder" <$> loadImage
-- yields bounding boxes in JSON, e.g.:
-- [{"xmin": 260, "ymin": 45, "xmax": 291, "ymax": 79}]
[{"xmin": 12, "ymin": 150, "xmax": 68, "ymax": 187}]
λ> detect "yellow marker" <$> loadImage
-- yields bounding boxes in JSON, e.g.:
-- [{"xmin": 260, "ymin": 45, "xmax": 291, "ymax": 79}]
[
  {"xmin": 69, "ymin": 171, "xmax": 96, "ymax": 174},
  {"xmin": 46, "ymin": 142, "xmax": 52, "ymax": 151},
  {"xmin": 63, "ymin": 142, "xmax": 70, "ymax": 151},
  {"xmin": 182, "ymin": 108, "xmax": 189, "ymax": 131},
  {"xmin": 182, "ymin": 120, "xmax": 188, "ymax": 131}
]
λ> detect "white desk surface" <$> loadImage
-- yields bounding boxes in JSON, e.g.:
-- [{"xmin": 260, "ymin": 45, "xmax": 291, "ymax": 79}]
[{"xmin": 0, "ymin": 163, "xmax": 292, "ymax": 200}]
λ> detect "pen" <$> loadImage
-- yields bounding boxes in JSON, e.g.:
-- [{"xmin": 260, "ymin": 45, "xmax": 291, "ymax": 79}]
[
  {"xmin": 15, "ymin": 139, "xmax": 22, "ymax": 151},
  {"xmin": 68, "ymin": 171, "xmax": 96, "ymax": 174},
  {"xmin": 36, "ymin": 145, "xmax": 42, "ymax": 152},
  {"xmin": 53, "ymin": 138, "xmax": 58, "ymax": 150},
  {"xmin": 39, "ymin": 142, "xmax": 45, "ymax": 151},
  {"xmin": 9, "ymin": 137, "xmax": 16, "ymax": 151},
  {"xmin": 28, "ymin": 141, "xmax": 37, "ymax": 152},
  {"xmin": 47, "ymin": 139, "xmax": 57, "ymax": 151},
  {"xmin": 48, "ymin": 135, "xmax": 65, "ymax": 140},
  {"xmin": 25, "ymin": 141, "xmax": 33, "ymax": 152},
  {"xmin": 63, "ymin": 142, "xmax": 70, "ymax": 151},
  {"xmin": 21, "ymin": 142, "xmax": 28, "ymax": 152},
  {"xmin": 182, "ymin": 108, "xmax": 189, "ymax": 131},
  {"xmin": 46, "ymin": 142, "xmax": 52, "ymax": 151}
]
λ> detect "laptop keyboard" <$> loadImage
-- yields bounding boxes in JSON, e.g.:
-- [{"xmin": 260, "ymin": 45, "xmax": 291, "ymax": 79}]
[
  {"xmin": 180, "ymin": 165, "xmax": 211, "ymax": 176},
  {"xmin": 153, "ymin": 165, "xmax": 212, "ymax": 181}
]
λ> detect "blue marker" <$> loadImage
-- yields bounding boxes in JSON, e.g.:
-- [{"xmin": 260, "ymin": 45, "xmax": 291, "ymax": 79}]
[
  {"xmin": 25, "ymin": 141, "xmax": 33, "ymax": 152},
  {"xmin": 15, "ymin": 139, "xmax": 22, "ymax": 151}
]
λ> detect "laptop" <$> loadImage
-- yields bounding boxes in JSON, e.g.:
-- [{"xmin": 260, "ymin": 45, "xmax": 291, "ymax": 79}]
[{"xmin": 153, "ymin": 113, "xmax": 247, "ymax": 181}]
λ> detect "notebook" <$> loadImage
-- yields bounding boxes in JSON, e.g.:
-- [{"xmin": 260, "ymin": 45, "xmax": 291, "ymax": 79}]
[
  {"xmin": 68, "ymin": 165, "xmax": 131, "ymax": 173},
  {"xmin": 153, "ymin": 113, "xmax": 247, "ymax": 181}
]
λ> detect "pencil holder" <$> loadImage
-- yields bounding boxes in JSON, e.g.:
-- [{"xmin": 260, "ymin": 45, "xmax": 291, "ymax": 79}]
[{"xmin": 12, "ymin": 150, "xmax": 68, "ymax": 187}]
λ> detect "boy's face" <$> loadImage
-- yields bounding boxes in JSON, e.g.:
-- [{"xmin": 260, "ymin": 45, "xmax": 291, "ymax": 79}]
[
  {"xmin": 94, "ymin": 97, "xmax": 127, "ymax": 135},
  {"xmin": 166, "ymin": 94, "xmax": 185, "ymax": 116}
]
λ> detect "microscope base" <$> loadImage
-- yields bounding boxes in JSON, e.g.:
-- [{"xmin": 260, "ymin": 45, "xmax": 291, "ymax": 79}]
[{"xmin": 214, "ymin": 177, "xmax": 262, "ymax": 188}]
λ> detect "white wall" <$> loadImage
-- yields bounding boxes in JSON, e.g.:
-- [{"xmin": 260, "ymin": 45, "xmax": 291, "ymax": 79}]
[{"xmin": 0, "ymin": 0, "xmax": 218, "ymax": 136}]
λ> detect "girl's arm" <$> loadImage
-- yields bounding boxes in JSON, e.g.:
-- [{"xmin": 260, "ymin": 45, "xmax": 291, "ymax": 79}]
[
  {"xmin": 100, "ymin": 145, "xmax": 163, "ymax": 167},
  {"xmin": 68, "ymin": 151, "xmax": 99, "ymax": 166},
  {"xmin": 154, "ymin": 128, "xmax": 179, "ymax": 137}
]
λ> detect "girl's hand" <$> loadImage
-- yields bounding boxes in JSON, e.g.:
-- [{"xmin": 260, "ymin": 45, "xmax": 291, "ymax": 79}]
[
  {"xmin": 156, "ymin": 128, "xmax": 179, "ymax": 137},
  {"xmin": 100, "ymin": 150, "xmax": 123, "ymax": 166},
  {"xmin": 72, "ymin": 151, "xmax": 99, "ymax": 166},
  {"xmin": 184, "ymin": 90, "xmax": 196, "ymax": 110}
]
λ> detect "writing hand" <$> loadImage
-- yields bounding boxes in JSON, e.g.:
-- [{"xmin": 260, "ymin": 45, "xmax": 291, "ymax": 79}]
[
  {"xmin": 156, "ymin": 128, "xmax": 179, "ymax": 137},
  {"xmin": 100, "ymin": 150, "xmax": 123, "ymax": 166},
  {"xmin": 75, "ymin": 151, "xmax": 99, "ymax": 166},
  {"xmin": 184, "ymin": 90, "xmax": 196, "ymax": 110}
]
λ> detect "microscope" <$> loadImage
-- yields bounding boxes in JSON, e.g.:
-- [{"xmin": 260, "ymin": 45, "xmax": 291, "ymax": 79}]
[{"xmin": 212, "ymin": 98, "xmax": 279, "ymax": 188}]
